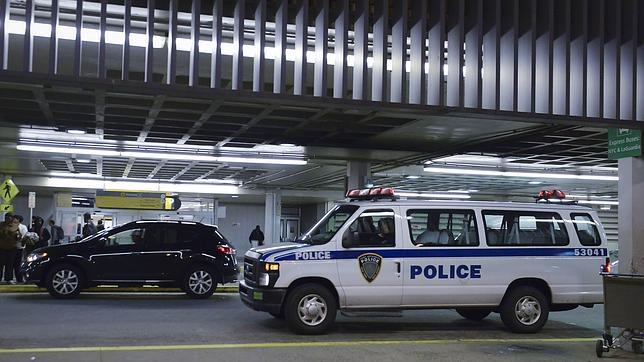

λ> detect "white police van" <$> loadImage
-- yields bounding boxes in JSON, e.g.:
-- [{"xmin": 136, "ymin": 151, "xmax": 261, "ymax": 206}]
[{"xmin": 240, "ymin": 188, "xmax": 608, "ymax": 335}]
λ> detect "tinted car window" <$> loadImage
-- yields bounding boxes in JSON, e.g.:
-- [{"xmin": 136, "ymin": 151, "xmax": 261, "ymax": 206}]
[{"xmin": 106, "ymin": 228, "xmax": 145, "ymax": 247}]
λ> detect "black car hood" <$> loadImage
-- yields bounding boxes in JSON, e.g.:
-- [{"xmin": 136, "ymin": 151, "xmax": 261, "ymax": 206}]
[{"xmin": 32, "ymin": 241, "xmax": 89, "ymax": 256}]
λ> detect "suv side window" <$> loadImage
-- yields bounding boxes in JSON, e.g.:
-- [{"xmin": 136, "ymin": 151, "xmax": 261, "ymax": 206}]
[
  {"xmin": 342, "ymin": 209, "xmax": 396, "ymax": 248},
  {"xmin": 483, "ymin": 210, "xmax": 569, "ymax": 246},
  {"xmin": 106, "ymin": 227, "xmax": 146, "ymax": 247},
  {"xmin": 407, "ymin": 209, "xmax": 479, "ymax": 246},
  {"xmin": 571, "ymin": 213, "xmax": 602, "ymax": 246}
]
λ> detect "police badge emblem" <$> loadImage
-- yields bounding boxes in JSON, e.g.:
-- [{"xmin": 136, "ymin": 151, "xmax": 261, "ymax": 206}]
[{"xmin": 358, "ymin": 253, "xmax": 383, "ymax": 283}]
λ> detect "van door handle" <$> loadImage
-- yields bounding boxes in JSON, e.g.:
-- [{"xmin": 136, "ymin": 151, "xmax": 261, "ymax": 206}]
[{"xmin": 395, "ymin": 261, "xmax": 401, "ymax": 274}]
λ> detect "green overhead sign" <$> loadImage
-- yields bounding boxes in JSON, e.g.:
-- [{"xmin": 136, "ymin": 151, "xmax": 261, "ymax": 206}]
[{"xmin": 608, "ymin": 128, "xmax": 641, "ymax": 160}]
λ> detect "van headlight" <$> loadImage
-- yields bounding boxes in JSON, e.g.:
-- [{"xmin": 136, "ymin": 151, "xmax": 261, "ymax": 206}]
[
  {"xmin": 259, "ymin": 273, "xmax": 270, "ymax": 286},
  {"xmin": 26, "ymin": 252, "xmax": 48, "ymax": 263}
]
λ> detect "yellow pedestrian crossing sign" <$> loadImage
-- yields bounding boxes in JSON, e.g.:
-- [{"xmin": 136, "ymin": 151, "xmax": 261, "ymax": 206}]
[
  {"xmin": 0, "ymin": 204, "xmax": 13, "ymax": 212},
  {"xmin": 1, "ymin": 178, "xmax": 19, "ymax": 203}
]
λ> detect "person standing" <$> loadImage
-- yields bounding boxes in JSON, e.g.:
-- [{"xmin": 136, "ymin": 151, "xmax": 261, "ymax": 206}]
[
  {"xmin": 96, "ymin": 219, "xmax": 105, "ymax": 232},
  {"xmin": 30, "ymin": 217, "xmax": 51, "ymax": 251},
  {"xmin": 0, "ymin": 214, "xmax": 19, "ymax": 284},
  {"xmin": 82, "ymin": 213, "xmax": 97, "ymax": 238},
  {"xmin": 13, "ymin": 215, "xmax": 28, "ymax": 283},
  {"xmin": 49, "ymin": 220, "xmax": 65, "ymax": 245},
  {"xmin": 248, "ymin": 225, "xmax": 265, "ymax": 247}
]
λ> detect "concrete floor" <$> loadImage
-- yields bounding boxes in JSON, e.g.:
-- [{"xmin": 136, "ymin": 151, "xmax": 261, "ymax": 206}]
[{"xmin": 0, "ymin": 293, "xmax": 638, "ymax": 361}]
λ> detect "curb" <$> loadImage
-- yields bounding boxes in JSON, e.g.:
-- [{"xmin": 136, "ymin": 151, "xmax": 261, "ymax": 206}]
[{"xmin": 0, "ymin": 285, "xmax": 239, "ymax": 294}]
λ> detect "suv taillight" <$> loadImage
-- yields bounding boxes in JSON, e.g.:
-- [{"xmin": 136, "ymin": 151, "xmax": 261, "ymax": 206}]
[{"xmin": 217, "ymin": 245, "xmax": 236, "ymax": 255}]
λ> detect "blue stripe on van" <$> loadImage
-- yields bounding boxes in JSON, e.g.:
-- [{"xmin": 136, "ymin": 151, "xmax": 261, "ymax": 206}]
[
  {"xmin": 259, "ymin": 244, "xmax": 311, "ymax": 261},
  {"xmin": 272, "ymin": 247, "xmax": 608, "ymax": 261}
]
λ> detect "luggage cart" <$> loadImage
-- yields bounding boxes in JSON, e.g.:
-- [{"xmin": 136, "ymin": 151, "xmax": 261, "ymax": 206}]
[{"xmin": 596, "ymin": 273, "xmax": 644, "ymax": 357}]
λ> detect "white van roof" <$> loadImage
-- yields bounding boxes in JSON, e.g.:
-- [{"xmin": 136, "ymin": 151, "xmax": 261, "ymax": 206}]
[{"xmin": 339, "ymin": 199, "xmax": 595, "ymax": 211}]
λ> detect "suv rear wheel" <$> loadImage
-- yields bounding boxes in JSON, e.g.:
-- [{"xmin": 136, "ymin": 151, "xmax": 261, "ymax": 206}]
[
  {"xmin": 183, "ymin": 266, "xmax": 217, "ymax": 299},
  {"xmin": 500, "ymin": 286, "xmax": 549, "ymax": 333},
  {"xmin": 46, "ymin": 264, "xmax": 83, "ymax": 299},
  {"xmin": 285, "ymin": 283, "xmax": 337, "ymax": 335}
]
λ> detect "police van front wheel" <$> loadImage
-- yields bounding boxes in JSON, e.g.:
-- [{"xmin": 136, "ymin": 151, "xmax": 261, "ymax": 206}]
[
  {"xmin": 285, "ymin": 284, "xmax": 337, "ymax": 335},
  {"xmin": 500, "ymin": 286, "xmax": 549, "ymax": 333}
]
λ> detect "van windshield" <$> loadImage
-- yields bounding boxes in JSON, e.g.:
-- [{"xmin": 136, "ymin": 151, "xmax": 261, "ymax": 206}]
[{"xmin": 297, "ymin": 204, "xmax": 359, "ymax": 245}]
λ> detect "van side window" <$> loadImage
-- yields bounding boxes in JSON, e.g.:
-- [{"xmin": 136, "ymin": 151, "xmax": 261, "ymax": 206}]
[
  {"xmin": 407, "ymin": 209, "xmax": 479, "ymax": 246},
  {"xmin": 571, "ymin": 214, "xmax": 602, "ymax": 246},
  {"xmin": 342, "ymin": 209, "xmax": 396, "ymax": 248},
  {"xmin": 483, "ymin": 211, "xmax": 569, "ymax": 246}
]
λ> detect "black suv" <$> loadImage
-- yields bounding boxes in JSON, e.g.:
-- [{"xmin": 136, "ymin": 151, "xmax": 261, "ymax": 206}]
[{"xmin": 21, "ymin": 220, "xmax": 239, "ymax": 299}]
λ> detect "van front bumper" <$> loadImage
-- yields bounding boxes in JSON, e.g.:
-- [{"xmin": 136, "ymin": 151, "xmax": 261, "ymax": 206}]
[{"xmin": 239, "ymin": 280, "xmax": 286, "ymax": 315}]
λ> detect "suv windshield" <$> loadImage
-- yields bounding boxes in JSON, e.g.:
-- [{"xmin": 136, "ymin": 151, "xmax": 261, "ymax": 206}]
[{"xmin": 297, "ymin": 204, "xmax": 359, "ymax": 245}]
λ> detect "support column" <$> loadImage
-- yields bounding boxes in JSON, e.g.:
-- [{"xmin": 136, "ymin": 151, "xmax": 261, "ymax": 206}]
[
  {"xmin": 212, "ymin": 198, "xmax": 219, "ymax": 226},
  {"xmin": 346, "ymin": 161, "xmax": 371, "ymax": 192},
  {"xmin": 264, "ymin": 191, "xmax": 281, "ymax": 244},
  {"xmin": 618, "ymin": 157, "xmax": 644, "ymax": 274}
]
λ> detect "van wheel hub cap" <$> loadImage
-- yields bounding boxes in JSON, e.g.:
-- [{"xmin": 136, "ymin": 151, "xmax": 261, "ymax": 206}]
[
  {"xmin": 515, "ymin": 296, "xmax": 541, "ymax": 325},
  {"xmin": 297, "ymin": 294, "xmax": 327, "ymax": 326}
]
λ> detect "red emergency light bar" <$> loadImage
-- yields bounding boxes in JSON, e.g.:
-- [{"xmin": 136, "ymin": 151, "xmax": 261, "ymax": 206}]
[
  {"xmin": 346, "ymin": 187, "xmax": 395, "ymax": 200},
  {"xmin": 535, "ymin": 189, "xmax": 576, "ymax": 204}
]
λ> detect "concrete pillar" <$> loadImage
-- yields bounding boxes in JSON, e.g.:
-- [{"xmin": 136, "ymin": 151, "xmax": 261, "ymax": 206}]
[
  {"xmin": 212, "ymin": 198, "xmax": 219, "ymax": 226},
  {"xmin": 264, "ymin": 191, "xmax": 281, "ymax": 244},
  {"xmin": 618, "ymin": 157, "xmax": 644, "ymax": 274},
  {"xmin": 346, "ymin": 161, "xmax": 371, "ymax": 192}
]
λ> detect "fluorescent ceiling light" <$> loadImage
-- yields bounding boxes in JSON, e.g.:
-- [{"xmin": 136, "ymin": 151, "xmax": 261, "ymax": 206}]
[
  {"xmin": 432, "ymin": 155, "xmax": 506, "ymax": 164},
  {"xmin": 405, "ymin": 175, "xmax": 420, "ymax": 179},
  {"xmin": 45, "ymin": 177, "xmax": 240, "ymax": 195},
  {"xmin": 7, "ymin": 21, "xmax": 166, "ymax": 48},
  {"xmin": 397, "ymin": 192, "xmax": 471, "ymax": 199},
  {"xmin": 18, "ymin": 145, "xmax": 120, "ymax": 157},
  {"xmin": 6, "ymin": 21, "xmax": 452, "ymax": 75},
  {"xmin": 18, "ymin": 145, "xmax": 307, "ymax": 165},
  {"xmin": 528, "ymin": 181, "xmax": 543, "ymax": 185},
  {"xmin": 423, "ymin": 167, "xmax": 618, "ymax": 181},
  {"xmin": 76, "ymin": 159, "xmax": 92, "ymax": 163},
  {"xmin": 67, "ymin": 129, "xmax": 86, "ymax": 135},
  {"xmin": 577, "ymin": 200, "xmax": 619, "ymax": 206},
  {"xmin": 231, "ymin": 195, "xmax": 239, "ymax": 198}
]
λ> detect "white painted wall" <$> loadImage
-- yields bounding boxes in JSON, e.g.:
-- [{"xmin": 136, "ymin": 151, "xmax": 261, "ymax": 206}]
[{"xmin": 216, "ymin": 203, "xmax": 265, "ymax": 256}]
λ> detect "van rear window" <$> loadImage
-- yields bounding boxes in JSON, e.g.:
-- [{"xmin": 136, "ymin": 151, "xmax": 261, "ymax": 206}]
[
  {"xmin": 570, "ymin": 213, "xmax": 602, "ymax": 246},
  {"xmin": 482, "ymin": 211, "xmax": 569, "ymax": 246}
]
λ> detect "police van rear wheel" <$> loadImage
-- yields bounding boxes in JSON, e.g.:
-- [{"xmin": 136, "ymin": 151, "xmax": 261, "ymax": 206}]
[
  {"xmin": 285, "ymin": 283, "xmax": 337, "ymax": 335},
  {"xmin": 456, "ymin": 308, "xmax": 492, "ymax": 321},
  {"xmin": 500, "ymin": 286, "xmax": 549, "ymax": 333}
]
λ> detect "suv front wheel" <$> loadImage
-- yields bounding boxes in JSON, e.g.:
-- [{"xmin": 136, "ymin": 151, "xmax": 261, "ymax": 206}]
[
  {"xmin": 183, "ymin": 266, "xmax": 217, "ymax": 299},
  {"xmin": 46, "ymin": 264, "xmax": 83, "ymax": 299}
]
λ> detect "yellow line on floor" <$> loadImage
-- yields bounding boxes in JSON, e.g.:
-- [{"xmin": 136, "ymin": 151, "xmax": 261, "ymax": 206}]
[{"xmin": 0, "ymin": 337, "xmax": 598, "ymax": 354}]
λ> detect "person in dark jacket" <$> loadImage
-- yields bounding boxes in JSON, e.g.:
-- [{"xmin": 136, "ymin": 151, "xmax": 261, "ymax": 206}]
[
  {"xmin": 249, "ymin": 225, "xmax": 265, "ymax": 247},
  {"xmin": 0, "ymin": 214, "xmax": 19, "ymax": 283},
  {"xmin": 49, "ymin": 220, "xmax": 64, "ymax": 245},
  {"xmin": 28, "ymin": 217, "xmax": 51, "ymax": 253},
  {"xmin": 82, "ymin": 213, "xmax": 97, "ymax": 238}
]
